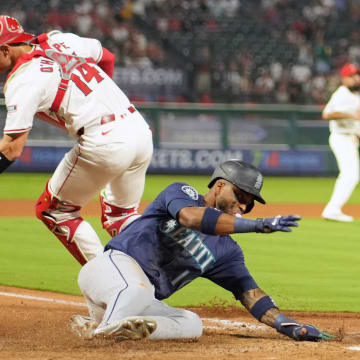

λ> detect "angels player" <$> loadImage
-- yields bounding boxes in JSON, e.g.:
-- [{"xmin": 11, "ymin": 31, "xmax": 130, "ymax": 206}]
[
  {"xmin": 0, "ymin": 15, "xmax": 153, "ymax": 264},
  {"xmin": 322, "ymin": 63, "xmax": 360, "ymax": 222}
]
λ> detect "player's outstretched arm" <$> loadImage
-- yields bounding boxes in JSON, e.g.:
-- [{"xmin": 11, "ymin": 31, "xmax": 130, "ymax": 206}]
[
  {"xmin": 177, "ymin": 207, "xmax": 301, "ymax": 235},
  {"xmin": 238, "ymin": 289, "xmax": 334, "ymax": 342}
]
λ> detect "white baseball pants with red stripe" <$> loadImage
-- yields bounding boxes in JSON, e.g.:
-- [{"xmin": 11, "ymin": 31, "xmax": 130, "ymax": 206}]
[{"xmin": 47, "ymin": 111, "xmax": 153, "ymax": 261}]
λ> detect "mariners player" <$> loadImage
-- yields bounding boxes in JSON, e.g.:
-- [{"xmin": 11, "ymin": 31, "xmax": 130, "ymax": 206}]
[
  {"xmin": 322, "ymin": 63, "xmax": 360, "ymax": 222},
  {"xmin": 0, "ymin": 16, "xmax": 153, "ymax": 264},
  {"xmin": 70, "ymin": 160, "xmax": 332, "ymax": 342}
]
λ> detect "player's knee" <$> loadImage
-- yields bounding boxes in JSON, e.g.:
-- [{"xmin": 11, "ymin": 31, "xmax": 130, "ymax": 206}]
[
  {"xmin": 128, "ymin": 283, "xmax": 154, "ymax": 302},
  {"xmin": 181, "ymin": 310, "xmax": 203, "ymax": 338},
  {"xmin": 35, "ymin": 181, "xmax": 53, "ymax": 219},
  {"xmin": 35, "ymin": 182, "xmax": 82, "ymax": 228}
]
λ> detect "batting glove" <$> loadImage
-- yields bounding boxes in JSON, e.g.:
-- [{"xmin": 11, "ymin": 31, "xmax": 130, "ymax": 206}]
[
  {"xmin": 292, "ymin": 324, "xmax": 334, "ymax": 341},
  {"xmin": 274, "ymin": 314, "xmax": 334, "ymax": 341},
  {"xmin": 255, "ymin": 215, "xmax": 301, "ymax": 233}
]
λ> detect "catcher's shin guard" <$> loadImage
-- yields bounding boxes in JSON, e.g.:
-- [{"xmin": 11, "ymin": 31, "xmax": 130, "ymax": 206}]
[
  {"xmin": 100, "ymin": 193, "xmax": 140, "ymax": 237},
  {"xmin": 35, "ymin": 183, "xmax": 87, "ymax": 265}
]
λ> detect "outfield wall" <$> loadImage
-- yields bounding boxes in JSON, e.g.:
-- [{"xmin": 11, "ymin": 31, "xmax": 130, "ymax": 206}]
[{"xmin": 0, "ymin": 100, "xmax": 337, "ymax": 175}]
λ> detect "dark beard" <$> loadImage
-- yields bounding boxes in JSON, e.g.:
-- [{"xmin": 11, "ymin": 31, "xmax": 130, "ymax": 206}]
[
  {"xmin": 216, "ymin": 199, "xmax": 229, "ymax": 214},
  {"xmin": 348, "ymin": 85, "xmax": 360, "ymax": 92}
]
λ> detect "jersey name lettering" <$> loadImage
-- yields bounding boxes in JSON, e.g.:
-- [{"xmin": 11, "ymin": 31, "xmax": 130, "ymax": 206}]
[
  {"xmin": 40, "ymin": 59, "xmax": 54, "ymax": 73},
  {"xmin": 52, "ymin": 42, "xmax": 71, "ymax": 52},
  {"xmin": 160, "ymin": 220, "xmax": 215, "ymax": 272}
]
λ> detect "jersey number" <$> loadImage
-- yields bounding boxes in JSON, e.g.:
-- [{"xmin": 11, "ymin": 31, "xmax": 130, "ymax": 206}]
[{"xmin": 71, "ymin": 63, "xmax": 104, "ymax": 96}]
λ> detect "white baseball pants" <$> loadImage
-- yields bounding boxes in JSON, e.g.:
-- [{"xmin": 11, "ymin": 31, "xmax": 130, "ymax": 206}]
[
  {"xmin": 78, "ymin": 249, "xmax": 203, "ymax": 340},
  {"xmin": 324, "ymin": 132, "xmax": 359, "ymax": 213},
  {"xmin": 47, "ymin": 110, "xmax": 153, "ymax": 261}
]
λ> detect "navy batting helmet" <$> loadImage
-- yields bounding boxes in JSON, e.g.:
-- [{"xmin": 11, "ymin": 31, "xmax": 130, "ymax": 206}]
[{"xmin": 208, "ymin": 159, "xmax": 265, "ymax": 213}]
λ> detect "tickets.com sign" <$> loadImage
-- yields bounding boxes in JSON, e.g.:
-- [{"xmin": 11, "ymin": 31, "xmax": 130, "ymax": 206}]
[
  {"xmin": 8, "ymin": 146, "xmax": 337, "ymax": 175},
  {"xmin": 113, "ymin": 67, "xmax": 187, "ymax": 101}
]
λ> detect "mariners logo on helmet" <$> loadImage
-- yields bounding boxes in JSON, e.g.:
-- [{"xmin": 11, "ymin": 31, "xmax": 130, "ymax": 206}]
[
  {"xmin": 254, "ymin": 173, "xmax": 263, "ymax": 190},
  {"xmin": 181, "ymin": 185, "xmax": 199, "ymax": 200}
]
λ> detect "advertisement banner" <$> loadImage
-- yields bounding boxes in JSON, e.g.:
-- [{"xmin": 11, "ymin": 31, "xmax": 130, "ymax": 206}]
[
  {"xmin": 114, "ymin": 67, "xmax": 187, "ymax": 101},
  {"xmin": 8, "ymin": 146, "xmax": 337, "ymax": 176}
]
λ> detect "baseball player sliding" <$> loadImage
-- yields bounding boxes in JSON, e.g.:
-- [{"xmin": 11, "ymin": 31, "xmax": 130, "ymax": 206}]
[
  {"xmin": 322, "ymin": 63, "xmax": 360, "ymax": 222},
  {"xmin": 70, "ymin": 160, "xmax": 333, "ymax": 342},
  {"xmin": 0, "ymin": 16, "xmax": 153, "ymax": 264}
]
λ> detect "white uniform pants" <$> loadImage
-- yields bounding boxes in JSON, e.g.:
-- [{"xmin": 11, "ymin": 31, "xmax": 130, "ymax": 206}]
[
  {"xmin": 47, "ymin": 111, "xmax": 153, "ymax": 260},
  {"xmin": 324, "ymin": 133, "xmax": 359, "ymax": 212},
  {"xmin": 78, "ymin": 249, "xmax": 203, "ymax": 340}
]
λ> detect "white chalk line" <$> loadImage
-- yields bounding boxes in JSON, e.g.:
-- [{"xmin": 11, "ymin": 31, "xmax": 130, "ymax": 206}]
[
  {"xmin": 0, "ymin": 290, "xmax": 266, "ymax": 330},
  {"xmin": 0, "ymin": 291, "xmax": 86, "ymax": 307},
  {"xmin": 202, "ymin": 318, "xmax": 267, "ymax": 331},
  {"xmin": 347, "ymin": 346, "xmax": 360, "ymax": 351}
]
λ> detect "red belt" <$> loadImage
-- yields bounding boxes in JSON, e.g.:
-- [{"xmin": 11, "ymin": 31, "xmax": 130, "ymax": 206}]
[{"xmin": 77, "ymin": 106, "xmax": 136, "ymax": 136}]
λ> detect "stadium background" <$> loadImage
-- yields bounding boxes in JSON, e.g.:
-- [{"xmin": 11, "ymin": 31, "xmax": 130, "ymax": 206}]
[{"xmin": 1, "ymin": 0, "xmax": 358, "ymax": 175}]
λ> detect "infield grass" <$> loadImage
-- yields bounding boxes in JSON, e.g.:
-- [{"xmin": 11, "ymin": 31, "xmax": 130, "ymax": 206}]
[
  {"xmin": 3, "ymin": 172, "xmax": 360, "ymax": 204},
  {"xmin": 1, "ymin": 173, "xmax": 360, "ymax": 312}
]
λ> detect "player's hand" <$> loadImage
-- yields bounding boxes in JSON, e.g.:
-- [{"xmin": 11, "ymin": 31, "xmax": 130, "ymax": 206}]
[
  {"xmin": 255, "ymin": 215, "xmax": 301, "ymax": 233},
  {"xmin": 290, "ymin": 324, "xmax": 334, "ymax": 341}
]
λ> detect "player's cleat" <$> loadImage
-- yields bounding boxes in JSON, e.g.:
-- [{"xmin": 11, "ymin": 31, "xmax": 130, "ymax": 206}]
[
  {"xmin": 94, "ymin": 316, "xmax": 157, "ymax": 341},
  {"xmin": 321, "ymin": 210, "xmax": 354, "ymax": 222},
  {"xmin": 69, "ymin": 315, "xmax": 98, "ymax": 340}
]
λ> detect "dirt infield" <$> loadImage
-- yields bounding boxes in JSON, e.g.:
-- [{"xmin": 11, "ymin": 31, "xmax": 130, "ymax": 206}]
[
  {"xmin": 2, "ymin": 201, "xmax": 360, "ymax": 359},
  {"xmin": 1, "ymin": 286, "xmax": 360, "ymax": 360}
]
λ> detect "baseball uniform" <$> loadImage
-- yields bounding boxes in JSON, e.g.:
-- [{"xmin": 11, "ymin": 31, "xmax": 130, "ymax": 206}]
[
  {"xmin": 77, "ymin": 182, "xmax": 258, "ymax": 339},
  {"xmin": 322, "ymin": 85, "xmax": 360, "ymax": 221},
  {"xmin": 3, "ymin": 31, "xmax": 153, "ymax": 263}
]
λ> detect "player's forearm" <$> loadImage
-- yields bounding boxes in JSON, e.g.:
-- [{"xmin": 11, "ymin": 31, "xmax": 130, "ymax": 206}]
[
  {"xmin": 178, "ymin": 206, "xmax": 236, "ymax": 234},
  {"xmin": 178, "ymin": 206, "xmax": 256, "ymax": 235},
  {"xmin": 0, "ymin": 135, "xmax": 14, "ymax": 173},
  {"xmin": 0, "ymin": 132, "xmax": 29, "ymax": 160}
]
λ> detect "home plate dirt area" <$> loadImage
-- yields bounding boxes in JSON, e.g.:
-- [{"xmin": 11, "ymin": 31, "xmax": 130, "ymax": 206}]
[
  {"xmin": 2, "ymin": 201, "xmax": 360, "ymax": 359},
  {"xmin": 1, "ymin": 286, "xmax": 360, "ymax": 360}
]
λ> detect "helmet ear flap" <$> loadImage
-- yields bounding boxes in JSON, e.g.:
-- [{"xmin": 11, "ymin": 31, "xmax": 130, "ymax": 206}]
[{"xmin": 244, "ymin": 200, "xmax": 254, "ymax": 214}]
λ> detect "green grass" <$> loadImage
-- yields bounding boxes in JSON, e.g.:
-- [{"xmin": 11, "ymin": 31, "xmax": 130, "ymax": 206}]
[
  {"xmin": 2, "ymin": 172, "xmax": 360, "ymax": 203},
  {"xmin": 1, "ymin": 173, "xmax": 360, "ymax": 312}
]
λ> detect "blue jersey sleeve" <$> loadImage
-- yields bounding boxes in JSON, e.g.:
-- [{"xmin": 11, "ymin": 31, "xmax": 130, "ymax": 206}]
[
  {"xmin": 162, "ymin": 183, "xmax": 202, "ymax": 220},
  {"xmin": 202, "ymin": 238, "xmax": 258, "ymax": 299}
]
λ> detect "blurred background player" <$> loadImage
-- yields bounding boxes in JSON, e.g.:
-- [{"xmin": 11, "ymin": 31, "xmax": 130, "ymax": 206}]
[
  {"xmin": 70, "ymin": 160, "xmax": 332, "ymax": 343},
  {"xmin": 321, "ymin": 63, "xmax": 360, "ymax": 222},
  {"xmin": 0, "ymin": 15, "xmax": 153, "ymax": 264}
]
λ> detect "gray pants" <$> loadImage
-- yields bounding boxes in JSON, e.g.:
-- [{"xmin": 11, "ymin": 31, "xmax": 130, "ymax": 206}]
[{"xmin": 78, "ymin": 249, "xmax": 203, "ymax": 339}]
